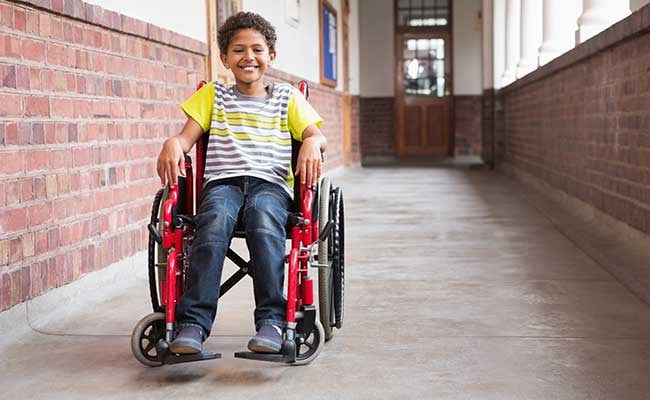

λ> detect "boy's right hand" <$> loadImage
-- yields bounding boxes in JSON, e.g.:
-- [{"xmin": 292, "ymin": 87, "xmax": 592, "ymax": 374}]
[{"xmin": 156, "ymin": 137, "xmax": 186, "ymax": 187}]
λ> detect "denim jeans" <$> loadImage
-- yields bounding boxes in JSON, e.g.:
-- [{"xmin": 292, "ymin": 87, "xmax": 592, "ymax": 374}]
[{"xmin": 175, "ymin": 176, "xmax": 290, "ymax": 337}]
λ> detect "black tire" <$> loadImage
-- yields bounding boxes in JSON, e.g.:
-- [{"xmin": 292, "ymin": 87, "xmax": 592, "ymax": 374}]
[
  {"xmin": 131, "ymin": 312, "xmax": 165, "ymax": 367},
  {"xmin": 331, "ymin": 188, "xmax": 345, "ymax": 329},
  {"xmin": 293, "ymin": 320, "xmax": 325, "ymax": 366},
  {"xmin": 317, "ymin": 177, "xmax": 335, "ymax": 341},
  {"xmin": 148, "ymin": 188, "xmax": 167, "ymax": 313}
]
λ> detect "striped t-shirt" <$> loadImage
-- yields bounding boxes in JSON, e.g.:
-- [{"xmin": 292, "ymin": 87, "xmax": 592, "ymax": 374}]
[{"xmin": 180, "ymin": 81, "xmax": 323, "ymax": 197}]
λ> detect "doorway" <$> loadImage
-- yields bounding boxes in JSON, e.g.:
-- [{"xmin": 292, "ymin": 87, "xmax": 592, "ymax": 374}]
[{"xmin": 394, "ymin": 0, "xmax": 453, "ymax": 157}]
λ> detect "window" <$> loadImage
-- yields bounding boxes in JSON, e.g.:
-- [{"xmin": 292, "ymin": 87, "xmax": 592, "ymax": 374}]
[{"xmin": 397, "ymin": 0, "xmax": 449, "ymax": 28}]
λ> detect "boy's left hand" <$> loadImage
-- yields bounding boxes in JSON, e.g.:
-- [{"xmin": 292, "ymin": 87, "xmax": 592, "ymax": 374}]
[{"xmin": 296, "ymin": 136, "xmax": 323, "ymax": 187}]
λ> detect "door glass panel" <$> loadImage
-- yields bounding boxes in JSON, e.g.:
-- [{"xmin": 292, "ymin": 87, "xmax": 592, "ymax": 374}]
[
  {"xmin": 398, "ymin": 0, "xmax": 449, "ymax": 27},
  {"xmin": 403, "ymin": 38, "xmax": 445, "ymax": 97}
]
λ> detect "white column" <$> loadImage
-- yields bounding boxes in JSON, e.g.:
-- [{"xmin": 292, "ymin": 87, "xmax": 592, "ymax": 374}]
[
  {"xmin": 538, "ymin": 0, "xmax": 582, "ymax": 66},
  {"xmin": 493, "ymin": 0, "xmax": 506, "ymax": 88},
  {"xmin": 483, "ymin": 0, "xmax": 494, "ymax": 90},
  {"xmin": 576, "ymin": 0, "xmax": 631, "ymax": 44},
  {"xmin": 516, "ymin": 0, "xmax": 542, "ymax": 78},
  {"xmin": 501, "ymin": 0, "xmax": 520, "ymax": 85}
]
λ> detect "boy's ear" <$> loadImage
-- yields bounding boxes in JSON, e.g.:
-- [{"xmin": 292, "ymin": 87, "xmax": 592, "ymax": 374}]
[
  {"xmin": 220, "ymin": 53, "xmax": 230, "ymax": 70},
  {"xmin": 269, "ymin": 50, "xmax": 276, "ymax": 64}
]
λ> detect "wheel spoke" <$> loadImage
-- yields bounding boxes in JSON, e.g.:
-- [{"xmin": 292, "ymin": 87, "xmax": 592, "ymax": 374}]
[{"xmin": 144, "ymin": 341, "xmax": 156, "ymax": 353}]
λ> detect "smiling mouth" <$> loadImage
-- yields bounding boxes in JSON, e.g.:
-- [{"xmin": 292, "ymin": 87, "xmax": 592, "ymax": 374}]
[{"xmin": 239, "ymin": 65, "xmax": 258, "ymax": 72}]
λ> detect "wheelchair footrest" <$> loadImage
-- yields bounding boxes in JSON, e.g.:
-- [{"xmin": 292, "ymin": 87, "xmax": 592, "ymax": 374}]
[
  {"xmin": 162, "ymin": 352, "xmax": 222, "ymax": 365},
  {"xmin": 234, "ymin": 351, "xmax": 291, "ymax": 363}
]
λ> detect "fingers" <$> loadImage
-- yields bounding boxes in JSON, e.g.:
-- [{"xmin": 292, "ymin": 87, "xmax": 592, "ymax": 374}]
[
  {"xmin": 178, "ymin": 156, "xmax": 186, "ymax": 178},
  {"xmin": 156, "ymin": 159, "xmax": 165, "ymax": 187}
]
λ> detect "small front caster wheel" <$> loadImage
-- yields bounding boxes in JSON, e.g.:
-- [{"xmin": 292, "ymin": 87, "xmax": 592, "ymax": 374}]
[{"xmin": 131, "ymin": 312, "xmax": 166, "ymax": 367}]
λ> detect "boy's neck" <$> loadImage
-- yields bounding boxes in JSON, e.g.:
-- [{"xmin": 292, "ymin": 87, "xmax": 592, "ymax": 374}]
[{"xmin": 235, "ymin": 81, "xmax": 268, "ymax": 97}]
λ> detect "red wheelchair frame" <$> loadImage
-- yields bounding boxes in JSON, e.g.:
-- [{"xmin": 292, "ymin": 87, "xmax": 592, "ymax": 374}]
[{"xmin": 131, "ymin": 81, "xmax": 343, "ymax": 367}]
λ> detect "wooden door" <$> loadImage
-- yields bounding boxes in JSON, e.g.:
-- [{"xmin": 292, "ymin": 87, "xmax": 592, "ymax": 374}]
[{"xmin": 395, "ymin": 32, "xmax": 452, "ymax": 157}]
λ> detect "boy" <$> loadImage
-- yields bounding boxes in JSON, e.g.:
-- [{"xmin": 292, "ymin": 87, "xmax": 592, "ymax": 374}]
[{"xmin": 156, "ymin": 12, "xmax": 326, "ymax": 354}]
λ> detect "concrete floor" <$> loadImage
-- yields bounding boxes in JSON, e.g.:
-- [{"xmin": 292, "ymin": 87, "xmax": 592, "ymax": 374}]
[{"xmin": 2, "ymin": 165, "xmax": 650, "ymax": 399}]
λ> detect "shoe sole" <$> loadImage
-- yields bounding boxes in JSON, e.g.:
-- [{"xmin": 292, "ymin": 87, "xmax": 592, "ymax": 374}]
[
  {"xmin": 248, "ymin": 339, "xmax": 282, "ymax": 354},
  {"xmin": 170, "ymin": 340, "xmax": 202, "ymax": 355}
]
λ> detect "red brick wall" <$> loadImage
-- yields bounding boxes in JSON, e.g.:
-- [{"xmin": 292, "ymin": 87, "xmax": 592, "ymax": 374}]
[
  {"xmin": 359, "ymin": 97, "xmax": 395, "ymax": 160},
  {"xmin": 454, "ymin": 95, "xmax": 483, "ymax": 156},
  {"xmin": 0, "ymin": 0, "xmax": 206, "ymax": 311},
  {"xmin": 498, "ymin": 7, "xmax": 650, "ymax": 235}
]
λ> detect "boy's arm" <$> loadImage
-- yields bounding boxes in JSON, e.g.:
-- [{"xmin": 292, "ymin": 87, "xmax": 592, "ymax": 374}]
[
  {"xmin": 156, "ymin": 118, "xmax": 204, "ymax": 187},
  {"xmin": 296, "ymin": 124, "xmax": 327, "ymax": 187}
]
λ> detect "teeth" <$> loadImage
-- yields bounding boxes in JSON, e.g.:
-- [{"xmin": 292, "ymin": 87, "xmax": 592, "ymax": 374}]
[{"xmin": 241, "ymin": 66, "xmax": 257, "ymax": 71}]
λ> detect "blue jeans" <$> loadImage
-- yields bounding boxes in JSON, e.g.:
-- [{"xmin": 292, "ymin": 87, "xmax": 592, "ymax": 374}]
[{"xmin": 175, "ymin": 176, "xmax": 291, "ymax": 337}]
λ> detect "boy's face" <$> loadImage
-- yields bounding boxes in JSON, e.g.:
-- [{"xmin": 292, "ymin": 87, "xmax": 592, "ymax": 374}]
[{"xmin": 221, "ymin": 28, "xmax": 276, "ymax": 87}]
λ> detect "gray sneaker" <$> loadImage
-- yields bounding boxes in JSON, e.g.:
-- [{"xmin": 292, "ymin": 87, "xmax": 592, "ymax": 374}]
[
  {"xmin": 170, "ymin": 326, "xmax": 204, "ymax": 354},
  {"xmin": 247, "ymin": 325, "xmax": 283, "ymax": 353}
]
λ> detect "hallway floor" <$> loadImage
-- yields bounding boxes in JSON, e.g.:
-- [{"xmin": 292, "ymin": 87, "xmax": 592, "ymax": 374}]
[{"xmin": 2, "ymin": 165, "xmax": 650, "ymax": 399}]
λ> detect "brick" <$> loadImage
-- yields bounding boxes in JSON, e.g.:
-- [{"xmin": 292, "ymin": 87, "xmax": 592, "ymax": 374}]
[
  {"xmin": 0, "ymin": 207, "xmax": 27, "ymax": 233},
  {"xmin": 22, "ymin": 39, "xmax": 45, "ymax": 62},
  {"xmin": 52, "ymin": 0, "xmax": 63, "ymax": 13},
  {"xmin": 33, "ymin": 230, "xmax": 47, "ymax": 256},
  {"xmin": 0, "ymin": 3, "xmax": 11, "ymax": 28},
  {"xmin": 38, "ymin": 13, "xmax": 51, "ymax": 37},
  {"xmin": 0, "ymin": 236, "xmax": 9, "ymax": 265},
  {"xmin": 11, "ymin": 270, "xmax": 22, "ymax": 306},
  {"xmin": 28, "ymin": 201, "xmax": 52, "ymax": 228},
  {"xmin": 4, "ymin": 122, "xmax": 18, "ymax": 145},
  {"xmin": 25, "ymin": 96, "xmax": 49, "ymax": 117},
  {"xmin": 50, "ymin": 97, "xmax": 74, "ymax": 118},
  {"xmin": 47, "ymin": 227, "xmax": 59, "ymax": 250},
  {"xmin": 28, "ymin": 67, "xmax": 42, "ymax": 90},
  {"xmin": 46, "ymin": 43, "xmax": 68, "ymax": 67},
  {"xmin": 32, "ymin": 123, "xmax": 45, "ymax": 144},
  {"xmin": 1, "ymin": 64, "xmax": 16, "ymax": 88},
  {"xmin": 25, "ymin": 9, "xmax": 39, "ymax": 34},
  {"xmin": 9, "ymin": 237, "xmax": 22, "ymax": 263},
  {"xmin": 0, "ymin": 93, "xmax": 22, "ymax": 117},
  {"xmin": 15, "ymin": 65, "xmax": 29, "ymax": 89},
  {"xmin": 0, "ymin": 151, "xmax": 23, "ymax": 174},
  {"xmin": 1, "ymin": 272, "xmax": 10, "ymax": 310},
  {"xmin": 22, "ymin": 232, "xmax": 35, "ymax": 258},
  {"xmin": 26, "ymin": 149, "xmax": 49, "ymax": 172},
  {"xmin": 21, "ymin": 178, "xmax": 34, "ymax": 202},
  {"xmin": 29, "ymin": 261, "xmax": 45, "ymax": 297},
  {"xmin": 45, "ymin": 174, "xmax": 57, "ymax": 197}
]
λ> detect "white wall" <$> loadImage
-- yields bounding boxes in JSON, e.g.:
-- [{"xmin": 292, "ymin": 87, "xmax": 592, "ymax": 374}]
[
  {"xmin": 358, "ymin": 0, "xmax": 394, "ymax": 97},
  {"xmin": 453, "ymin": 0, "xmax": 483, "ymax": 95},
  {"xmin": 243, "ymin": 0, "xmax": 355, "ymax": 93},
  {"xmin": 83, "ymin": 0, "xmax": 207, "ymax": 43},
  {"xmin": 349, "ymin": 0, "xmax": 360, "ymax": 95},
  {"xmin": 631, "ymin": 0, "xmax": 650, "ymax": 11},
  {"xmin": 243, "ymin": 0, "xmax": 320, "ymax": 84}
]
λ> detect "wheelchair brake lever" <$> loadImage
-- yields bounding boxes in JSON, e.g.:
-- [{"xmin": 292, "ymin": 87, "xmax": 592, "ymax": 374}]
[
  {"xmin": 173, "ymin": 215, "xmax": 195, "ymax": 229},
  {"xmin": 318, "ymin": 220, "xmax": 333, "ymax": 242},
  {"xmin": 148, "ymin": 223, "xmax": 163, "ymax": 245}
]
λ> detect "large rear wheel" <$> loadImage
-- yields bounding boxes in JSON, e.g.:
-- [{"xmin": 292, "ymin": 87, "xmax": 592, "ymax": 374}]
[
  {"xmin": 331, "ymin": 188, "xmax": 345, "ymax": 329},
  {"xmin": 148, "ymin": 188, "xmax": 168, "ymax": 313},
  {"xmin": 317, "ymin": 177, "xmax": 335, "ymax": 341}
]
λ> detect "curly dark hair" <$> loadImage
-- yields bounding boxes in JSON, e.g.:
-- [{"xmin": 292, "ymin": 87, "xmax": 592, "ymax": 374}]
[{"xmin": 217, "ymin": 12, "xmax": 277, "ymax": 54}]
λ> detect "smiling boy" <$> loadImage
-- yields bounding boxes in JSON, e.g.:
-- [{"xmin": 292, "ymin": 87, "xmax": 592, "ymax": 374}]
[{"xmin": 156, "ymin": 12, "xmax": 326, "ymax": 355}]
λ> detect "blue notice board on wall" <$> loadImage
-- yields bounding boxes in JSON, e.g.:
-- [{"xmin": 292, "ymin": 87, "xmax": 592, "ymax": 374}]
[{"xmin": 320, "ymin": 0, "xmax": 337, "ymax": 87}]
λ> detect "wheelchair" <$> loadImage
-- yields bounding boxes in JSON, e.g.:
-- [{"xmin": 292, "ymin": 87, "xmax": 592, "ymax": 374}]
[{"xmin": 131, "ymin": 81, "xmax": 345, "ymax": 367}]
